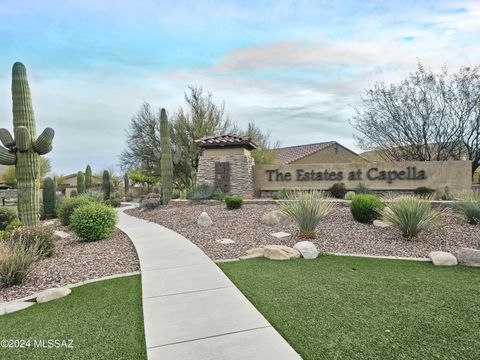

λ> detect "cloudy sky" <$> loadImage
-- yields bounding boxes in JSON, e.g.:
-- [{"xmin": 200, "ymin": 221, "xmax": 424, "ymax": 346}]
[{"xmin": 0, "ymin": 0, "xmax": 479, "ymax": 174}]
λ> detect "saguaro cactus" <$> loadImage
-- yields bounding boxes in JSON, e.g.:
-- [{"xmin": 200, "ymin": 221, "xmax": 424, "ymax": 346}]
[
  {"xmin": 102, "ymin": 170, "xmax": 111, "ymax": 200},
  {"xmin": 160, "ymin": 108, "xmax": 173, "ymax": 205},
  {"xmin": 42, "ymin": 177, "xmax": 55, "ymax": 219},
  {"xmin": 77, "ymin": 171, "xmax": 85, "ymax": 194},
  {"xmin": 124, "ymin": 173, "xmax": 129, "ymax": 193},
  {"xmin": 85, "ymin": 165, "xmax": 93, "ymax": 190},
  {"xmin": 0, "ymin": 62, "xmax": 54, "ymax": 226}
]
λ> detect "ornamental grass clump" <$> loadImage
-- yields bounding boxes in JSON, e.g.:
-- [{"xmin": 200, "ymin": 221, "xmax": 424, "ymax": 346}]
[
  {"xmin": 70, "ymin": 203, "xmax": 117, "ymax": 242},
  {"xmin": 454, "ymin": 195, "xmax": 480, "ymax": 225},
  {"xmin": 350, "ymin": 194, "xmax": 384, "ymax": 223},
  {"xmin": 9, "ymin": 225, "xmax": 55, "ymax": 258},
  {"xmin": 280, "ymin": 191, "xmax": 333, "ymax": 239},
  {"xmin": 378, "ymin": 196, "xmax": 441, "ymax": 239},
  {"xmin": 0, "ymin": 240, "xmax": 39, "ymax": 288}
]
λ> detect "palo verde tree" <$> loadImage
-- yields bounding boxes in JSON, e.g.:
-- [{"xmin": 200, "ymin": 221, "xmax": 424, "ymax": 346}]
[
  {"xmin": 85, "ymin": 165, "xmax": 93, "ymax": 190},
  {"xmin": 0, "ymin": 62, "xmax": 54, "ymax": 226},
  {"xmin": 352, "ymin": 62, "xmax": 480, "ymax": 176},
  {"xmin": 160, "ymin": 108, "xmax": 173, "ymax": 204}
]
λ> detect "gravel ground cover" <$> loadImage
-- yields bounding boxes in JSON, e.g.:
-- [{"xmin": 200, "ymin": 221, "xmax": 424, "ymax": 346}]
[
  {"xmin": 127, "ymin": 204, "xmax": 480, "ymax": 260},
  {"xmin": 0, "ymin": 222, "xmax": 140, "ymax": 302}
]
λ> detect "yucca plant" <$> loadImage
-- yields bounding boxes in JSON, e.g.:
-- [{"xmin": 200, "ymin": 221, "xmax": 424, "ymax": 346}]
[
  {"xmin": 454, "ymin": 195, "xmax": 480, "ymax": 225},
  {"xmin": 378, "ymin": 196, "xmax": 441, "ymax": 239},
  {"xmin": 280, "ymin": 191, "xmax": 333, "ymax": 238}
]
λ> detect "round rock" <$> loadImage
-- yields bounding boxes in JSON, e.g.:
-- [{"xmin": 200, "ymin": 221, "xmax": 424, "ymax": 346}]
[
  {"xmin": 293, "ymin": 241, "xmax": 319, "ymax": 259},
  {"xmin": 36, "ymin": 287, "xmax": 72, "ymax": 304}
]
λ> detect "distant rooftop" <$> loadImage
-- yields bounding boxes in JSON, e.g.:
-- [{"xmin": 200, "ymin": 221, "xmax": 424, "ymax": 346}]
[
  {"xmin": 194, "ymin": 134, "xmax": 257, "ymax": 150},
  {"xmin": 275, "ymin": 141, "xmax": 358, "ymax": 164}
]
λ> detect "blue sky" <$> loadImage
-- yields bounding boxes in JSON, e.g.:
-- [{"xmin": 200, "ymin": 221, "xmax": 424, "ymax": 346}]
[{"xmin": 0, "ymin": 0, "xmax": 479, "ymax": 174}]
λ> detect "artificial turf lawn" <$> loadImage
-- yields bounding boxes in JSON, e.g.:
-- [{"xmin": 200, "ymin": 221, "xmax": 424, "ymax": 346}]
[
  {"xmin": 219, "ymin": 255, "xmax": 480, "ymax": 360},
  {"xmin": 0, "ymin": 275, "xmax": 146, "ymax": 360}
]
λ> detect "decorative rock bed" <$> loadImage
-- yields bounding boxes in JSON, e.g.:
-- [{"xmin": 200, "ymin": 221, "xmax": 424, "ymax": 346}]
[{"xmin": 126, "ymin": 204, "xmax": 480, "ymax": 261}]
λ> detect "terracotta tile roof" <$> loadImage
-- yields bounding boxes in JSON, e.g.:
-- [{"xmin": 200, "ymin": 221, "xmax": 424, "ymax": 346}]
[
  {"xmin": 275, "ymin": 141, "xmax": 338, "ymax": 164},
  {"xmin": 194, "ymin": 134, "xmax": 257, "ymax": 150}
]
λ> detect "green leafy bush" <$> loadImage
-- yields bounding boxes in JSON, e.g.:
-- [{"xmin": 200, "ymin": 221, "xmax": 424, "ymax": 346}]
[
  {"xmin": 70, "ymin": 203, "xmax": 117, "ymax": 242},
  {"xmin": 413, "ymin": 186, "xmax": 435, "ymax": 197},
  {"xmin": 106, "ymin": 192, "xmax": 122, "ymax": 208},
  {"xmin": 454, "ymin": 195, "xmax": 480, "ymax": 225},
  {"xmin": 328, "ymin": 183, "xmax": 347, "ymax": 199},
  {"xmin": 9, "ymin": 226, "xmax": 55, "ymax": 258},
  {"xmin": 350, "ymin": 194, "xmax": 384, "ymax": 223},
  {"xmin": 84, "ymin": 191, "xmax": 104, "ymax": 203},
  {"xmin": 0, "ymin": 240, "xmax": 38, "ymax": 288},
  {"xmin": 57, "ymin": 195, "xmax": 95, "ymax": 226},
  {"xmin": 378, "ymin": 196, "xmax": 441, "ymax": 238},
  {"xmin": 280, "ymin": 191, "xmax": 333, "ymax": 238},
  {"xmin": 5, "ymin": 219, "xmax": 21, "ymax": 232},
  {"xmin": 187, "ymin": 184, "xmax": 215, "ymax": 200},
  {"xmin": 225, "ymin": 195, "xmax": 243, "ymax": 210},
  {"xmin": 210, "ymin": 189, "xmax": 226, "ymax": 201},
  {"xmin": 124, "ymin": 190, "xmax": 135, "ymax": 202},
  {"xmin": 344, "ymin": 191, "xmax": 356, "ymax": 200},
  {"xmin": 0, "ymin": 207, "xmax": 17, "ymax": 230},
  {"xmin": 70, "ymin": 190, "xmax": 78, "ymax": 197}
]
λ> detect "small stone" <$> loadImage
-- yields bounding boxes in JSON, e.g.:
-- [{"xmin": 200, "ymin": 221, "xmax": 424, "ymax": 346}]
[
  {"xmin": 373, "ymin": 220, "xmax": 391, "ymax": 228},
  {"xmin": 293, "ymin": 241, "xmax": 319, "ymax": 259},
  {"xmin": 54, "ymin": 230, "xmax": 70, "ymax": 239},
  {"xmin": 216, "ymin": 238, "xmax": 235, "ymax": 244},
  {"xmin": 263, "ymin": 245, "xmax": 300, "ymax": 260},
  {"xmin": 270, "ymin": 231, "xmax": 292, "ymax": 241},
  {"xmin": 197, "ymin": 212, "xmax": 213, "ymax": 228},
  {"xmin": 3, "ymin": 301, "xmax": 35, "ymax": 315},
  {"xmin": 36, "ymin": 287, "xmax": 71, "ymax": 304},
  {"xmin": 261, "ymin": 210, "xmax": 290, "ymax": 226},
  {"xmin": 428, "ymin": 251, "xmax": 458, "ymax": 266},
  {"xmin": 456, "ymin": 248, "xmax": 480, "ymax": 267}
]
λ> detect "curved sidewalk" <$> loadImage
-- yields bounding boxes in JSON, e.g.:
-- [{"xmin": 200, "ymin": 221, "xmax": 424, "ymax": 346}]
[{"xmin": 117, "ymin": 206, "xmax": 302, "ymax": 360}]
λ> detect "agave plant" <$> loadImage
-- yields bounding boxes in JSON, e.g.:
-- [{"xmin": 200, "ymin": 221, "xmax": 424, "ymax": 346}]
[
  {"xmin": 454, "ymin": 195, "xmax": 480, "ymax": 225},
  {"xmin": 378, "ymin": 196, "xmax": 441, "ymax": 239},
  {"xmin": 280, "ymin": 191, "xmax": 333, "ymax": 239}
]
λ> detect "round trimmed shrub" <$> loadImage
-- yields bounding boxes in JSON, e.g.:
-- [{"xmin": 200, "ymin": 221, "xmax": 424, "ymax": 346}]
[
  {"xmin": 225, "ymin": 195, "xmax": 243, "ymax": 210},
  {"xmin": 57, "ymin": 195, "xmax": 95, "ymax": 226},
  {"xmin": 70, "ymin": 203, "xmax": 117, "ymax": 242},
  {"xmin": 350, "ymin": 194, "xmax": 384, "ymax": 223}
]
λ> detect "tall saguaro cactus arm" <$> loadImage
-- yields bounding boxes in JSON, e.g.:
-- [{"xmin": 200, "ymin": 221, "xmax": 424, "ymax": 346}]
[
  {"xmin": 0, "ymin": 62, "xmax": 55, "ymax": 226},
  {"xmin": 160, "ymin": 108, "xmax": 173, "ymax": 205}
]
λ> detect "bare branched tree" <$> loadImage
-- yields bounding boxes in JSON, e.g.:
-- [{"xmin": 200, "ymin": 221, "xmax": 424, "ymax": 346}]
[{"xmin": 352, "ymin": 63, "xmax": 480, "ymax": 175}]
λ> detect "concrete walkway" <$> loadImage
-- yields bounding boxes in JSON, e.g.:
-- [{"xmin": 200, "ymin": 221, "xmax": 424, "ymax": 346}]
[{"xmin": 116, "ymin": 205, "xmax": 302, "ymax": 360}]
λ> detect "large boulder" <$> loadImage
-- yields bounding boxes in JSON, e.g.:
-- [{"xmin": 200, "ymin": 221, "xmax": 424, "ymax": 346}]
[
  {"xmin": 456, "ymin": 248, "xmax": 480, "ymax": 267},
  {"xmin": 293, "ymin": 241, "xmax": 319, "ymax": 259},
  {"xmin": 261, "ymin": 210, "xmax": 290, "ymax": 226},
  {"xmin": 36, "ymin": 287, "xmax": 71, "ymax": 304},
  {"xmin": 197, "ymin": 212, "xmax": 213, "ymax": 228},
  {"xmin": 263, "ymin": 245, "xmax": 300, "ymax": 260},
  {"xmin": 428, "ymin": 251, "xmax": 458, "ymax": 266}
]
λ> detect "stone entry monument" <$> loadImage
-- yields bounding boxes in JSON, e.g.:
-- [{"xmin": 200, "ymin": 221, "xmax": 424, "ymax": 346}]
[{"xmin": 195, "ymin": 134, "xmax": 257, "ymax": 197}]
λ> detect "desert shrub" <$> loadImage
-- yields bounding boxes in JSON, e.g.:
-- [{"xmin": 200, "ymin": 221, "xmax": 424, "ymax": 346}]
[
  {"xmin": 272, "ymin": 188, "xmax": 292, "ymax": 200},
  {"xmin": 454, "ymin": 195, "xmax": 480, "ymax": 225},
  {"xmin": 70, "ymin": 203, "xmax": 117, "ymax": 242},
  {"xmin": 350, "ymin": 194, "xmax": 384, "ymax": 223},
  {"xmin": 210, "ymin": 189, "xmax": 226, "ymax": 201},
  {"xmin": 0, "ymin": 207, "xmax": 17, "ymax": 230},
  {"xmin": 5, "ymin": 219, "xmax": 22, "ymax": 232},
  {"xmin": 280, "ymin": 191, "xmax": 333, "ymax": 238},
  {"xmin": 225, "ymin": 195, "xmax": 243, "ymax": 210},
  {"xmin": 355, "ymin": 183, "xmax": 371, "ymax": 194},
  {"xmin": 9, "ymin": 226, "xmax": 55, "ymax": 258},
  {"xmin": 328, "ymin": 183, "xmax": 347, "ymax": 199},
  {"xmin": 171, "ymin": 190, "xmax": 181, "ymax": 200},
  {"xmin": 0, "ymin": 240, "xmax": 39, "ymax": 288},
  {"xmin": 57, "ymin": 195, "xmax": 95, "ymax": 226},
  {"xmin": 70, "ymin": 190, "xmax": 78, "ymax": 197},
  {"xmin": 440, "ymin": 186, "xmax": 454, "ymax": 201},
  {"xmin": 344, "ymin": 191, "xmax": 356, "ymax": 200},
  {"xmin": 124, "ymin": 190, "xmax": 135, "ymax": 202},
  {"xmin": 84, "ymin": 191, "xmax": 104, "ymax": 203},
  {"xmin": 187, "ymin": 184, "xmax": 215, "ymax": 200},
  {"xmin": 414, "ymin": 186, "xmax": 435, "ymax": 197},
  {"xmin": 378, "ymin": 196, "xmax": 441, "ymax": 238},
  {"xmin": 106, "ymin": 192, "xmax": 122, "ymax": 208}
]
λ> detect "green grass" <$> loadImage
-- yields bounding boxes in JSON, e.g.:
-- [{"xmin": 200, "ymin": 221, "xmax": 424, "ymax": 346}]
[
  {"xmin": 0, "ymin": 275, "xmax": 146, "ymax": 360},
  {"xmin": 219, "ymin": 256, "xmax": 480, "ymax": 360}
]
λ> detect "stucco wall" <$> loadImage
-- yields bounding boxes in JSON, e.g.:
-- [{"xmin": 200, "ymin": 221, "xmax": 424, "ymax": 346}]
[
  {"xmin": 203, "ymin": 147, "xmax": 250, "ymax": 159},
  {"xmin": 254, "ymin": 160, "xmax": 471, "ymax": 194}
]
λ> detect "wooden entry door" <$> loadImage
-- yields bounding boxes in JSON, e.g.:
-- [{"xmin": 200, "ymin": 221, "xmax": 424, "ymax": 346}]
[{"xmin": 215, "ymin": 162, "xmax": 230, "ymax": 193}]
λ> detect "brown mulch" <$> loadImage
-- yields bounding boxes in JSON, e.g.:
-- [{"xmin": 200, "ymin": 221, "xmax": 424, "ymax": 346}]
[
  {"xmin": 0, "ymin": 222, "xmax": 140, "ymax": 302},
  {"xmin": 127, "ymin": 204, "xmax": 480, "ymax": 261}
]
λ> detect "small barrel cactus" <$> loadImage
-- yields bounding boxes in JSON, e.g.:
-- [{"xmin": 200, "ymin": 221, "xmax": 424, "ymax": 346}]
[
  {"xmin": 42, "ymin": 177, "xmax": 56, "ymax": 219},
  {"xmin": 85, "ymin": 165, "xmax": 93, "ymax": 190},
  {"xmin": 77, "ymin": 171, "xmax": 85, "ymax": 194},
  {"xmin": 0, "ymin": 62, "xmax": 54, "ymax": 226}
]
